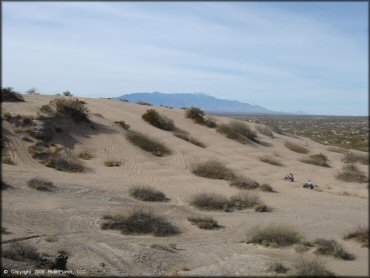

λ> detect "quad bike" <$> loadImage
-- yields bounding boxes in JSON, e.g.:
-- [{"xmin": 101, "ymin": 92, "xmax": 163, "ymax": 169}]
[{"xmin": 303, "ymin": 183, "xmax": 314, "ymax": 189}]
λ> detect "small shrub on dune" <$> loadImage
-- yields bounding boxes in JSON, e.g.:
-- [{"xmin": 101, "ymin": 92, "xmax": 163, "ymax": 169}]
[
  {"xmin": 342, "ymin": 152, "xmax": 368, "ymax": 165},
  {"xmin": 2, "ymin": 242, "xmax": 41, "ymax": 262},
  {"xmin": 228, "ymin": 192, "xmax": 261, "ymax": 210},
  {"xmin": 28, "ymin": 142, "xmax": 52, "ymax": 160},
  {"xmin": 343, "ymin": 226, "xmax": 369, "ymax": 248},
  {"xmin": 186, "ymin": 107, "xmax": 205, "ymax": 123},
  {"xmin": 259, "ymin": 183, "xmax": 274, "ymax": 192},
  {"xmin": 256, "ymin": 125, "xmax": 274, "ymax": 138},
  {"xmin": 2, "ymin": 155, "xmax": 15, "ymax": 165},
  {"xmin": 62, "ymin": 91, "xmax": 73, "ymax": 96},
  {"xmin": 142, "ymin": 109, "xmax": 175, "ymax": 131},
  {"xmin": 129, "ymin": 186, "xmax": 168, "ymax": 202},
  {"xmin": 188, "ymin": 216, "xmax": 220, "ymax": 230},
  {"xmin": 204, "ymin": 116, "xmax": 217, "ymax": 128},
  {"xmin": 40, "ymin": 104, "xmax": 54, "ymax": 114},
  {"xmin": 174, "ymin": 130, "xmax": 206, "ymax": 148},
  {"xmin": 284, "ymin": 141, "xmax": 309, "ymax": 154},
  {"xmin": 27, "ymin": 178, "xmax": 54, "ymax": 191},
  {"xmin": 336, "ymin": 164, "xmax": 367, "ymax": 183},
  {"xmin": 114, "ymin": 120, "xmax": 130, "ymax": 130},
  {"xmin": 217, "ymin": 121, "xmax": 257, "ymax": 144},
  {"xmin": 230, "ymin": 176, "xmax": 259, "ymax": 190},
  {"xmin": 137, "ymin": 101, "xmax": 152, "ymax": 106},
  {"xmin": 327, "ymin": 146, "xmax": 347, "ymax": 153},
  {"xmin": 50, "ymin": 98, "xmax": 89, "ymax": 123},
  {"xmin": 301, "ymin": 153, "xmax": 330, "ymax": 168},
  {"xmin": 190, "ymin": 193, "xmax": 228, "ymax": 211},
  {"xmin": 104, "ymin": 160, "xmax": 121, "ymax": 167},
  {"xmin": 3, "ymin": 112, "xmax": 12, "ymax": 121},
  {"xmin": 259, "ymin": 156, "xmax": 283, "ymax": 166},
  {"xmin": 313, "ymin": 238, "xmax": 354, "ymax": 260},
  {"xmin": 100, "ymin": 210, "xmax": 179, "ymax": 236},
  {"xmin": 78, "ymin": 151, "xmax": 93, "ymax": 160},
  {"xmin": 246, "ymin": 224, "xmax": 303, "ymax": 247},
  {"xmin": 293, "ymin": 257, "xmax": 334, "ymax": 276},
  {"xmin": 254, "ymin": 204, "xmax": 271, "ymax": 212},
  {"xmin": 126, "ymin": 131, "xmax": 171, "ymax": 156},
  {"xmin": 266, "ymin": 261, "xmax": 288, "ymax": 273},
  {"xmin": 2, "ymin": 87, "xmax": 24, "ymax": 102},
  {"xmin": 191, "ymin": 160, "xmax": 235, "ymax": 180},
  {"xmin": 43, "ymin": 156, "xmax": 84, "ymax": 172}
]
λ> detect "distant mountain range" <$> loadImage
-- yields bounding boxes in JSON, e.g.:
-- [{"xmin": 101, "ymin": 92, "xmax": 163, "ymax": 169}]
[{"xmin": 114, "ymin": 92, "xmax": 298, "ymax": 115}]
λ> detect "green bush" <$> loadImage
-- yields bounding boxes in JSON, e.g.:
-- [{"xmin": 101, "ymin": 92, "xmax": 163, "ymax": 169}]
[
  {"xmin": 313, "ymin": 238, "xmax": 354, "ymax": 260},
  {"xmin": 228, "ymin": 192, "xmax": 261, "ymax": 210},
  {"xmin": 142, "ymin": 109, "xmax": 175, "ymax": 131},
  {"xmin": 2, "ymin": 242, "xmax": 41, "ymax": 262},
  {"xmin": 293, "ymin": 257, "xmax": 334, "ymax": 276},
  {"xmin": 104, "ymin": 160, "xmax": 121, "ymax": 167},
  {"xmin": 50, "ymin": 98, "xmax": 89, "ymax": 123},
  {"xmin": 27, "ymin": 178, "xmax": 54, "ymax": 191},
  {"xmin": 114, "ymin": 120, "xmax": 130, "ymax": 130},
  {"xmin": 254, "ymin": 204, "xmax": 271, "ymax": 212},
  {"xmin": 2, "ymin": 87, "xmax": 24, "ymax": 102},
  {"xmin": 43, "ymin": 156, "xmax": 84, "ymax": 172},
  {"xmin": 229, "ymin": 176, "xmax": 259, "ymax": 190},
  {"xmin": 342, "ymin": 152, "xmax": 368, "ymax": 165},
  {"xmin": 191, "ymin": 160, "xmax": 235, "ymax": 180},
  {"xmin": 40, "ymin": 104, "xmax": 54, "ymax": 114},
  {"xmin": 217, "ymin": 121, "xmax": 257, "ymax": 144},
  {"xmin": 256, "ymin": 125, "xmax": 274, "ymax": 138},
  {"xmin": 284, "ymin": 141, "xmax": 309, "ymax": 154},
  {"xmin": 336, "ymin": 164, "xmax": 367, "ymax": 183},
  {"xmin": 126, "ymin": 131, "xmax": 171, "ymax": 156},
  {"xmin": 101, "ymin": 210, "xmax": 179, "ymax": 236},
  {"xmin": 343, "ymin": 226, "xmax": 369, "ymax": 248},
  {"xmin": 137, "ymin": 101, "xmax": 152, "ymax": 106},
  {"xmin": 174, "ymin": 130, "xmax": 206, "ymax": 148},
  {"xmin": 190, "ymin": 193, "xmax": 229, "ymax": 211},
  {"xmin": 259, "ymin": 183, "xmax": 274, "ymax": 192},
  {"xmin": 187, "ymin": 216, "xmax": 219, "ymax": 230},
  {"xmin": 78, "ymin": 151, "xmax": 93, "ymax": 160},
  {"xmin": 129, "ymin": 186, "xmax": 168, "ymax": 202},
  {"xmin": 186, "ymin": 107, "xmax": 205, "ymax": 123},
  {"xmin": 259, "ymin": 156, "xmax": 283, "ymax": 166},
  {"xmin": 301, "ymin": 153, "xmax": 330, "ymax": 167}
]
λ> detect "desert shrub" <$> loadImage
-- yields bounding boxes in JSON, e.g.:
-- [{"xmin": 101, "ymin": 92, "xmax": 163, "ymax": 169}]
[
  {"xmin": 259, "ymin": 156, "xmax": 283, "ymax": 166},
  {"xmin": 27, "ymin": 178, "xmax": 54, "ymax": 191},
  {"xmin": 104, "ymin": 160, "xmax": 121, "ymax": 167},
  {"xmin": 343, "ymin": 226, "xmax": 369, "ymax": 248},
  {"xmin": 44, "ymin": 156, "xmax": 84, "ymax": 172},
  {"xmin": 259, "ymin": 183, "xmax": 274, "ymax": 192},
  {"xmin": 2, "ymin": 87, "xmax": 24, "ymax": 102},
  {"xmin": 78, "ymin": 151, "xmax": 93, "ymax": 160},
  {"xmin": 45, "ymin": 234, "xmax": 58, "ymax": 242},
  {"xmin": 22, "ymin": 136, "xmax": 33, "ymax": 142},
  {"xmin": 114, "ymin": 120, "xmax": 130, "ymax": 130},
  {"xmin": 129, "ymin": 186, "xmax": 168, "ymax": 202},
  {"xmin": 13, "ymin": 127, "xmax": 22, "ymax": 133},
  {"xmin": 228, "ymin": 192, "xmax": 262, "ymax": 210},
  {"xmin": 254, "ymin": 204, "xmax": 271, "ymax": 212},
  {"xmin": 266, "ymin": 261, "xmax": 288, "ymax": 273},
  {"xmin": 295, "ymin": 244, "xmax": 311, "ymax": 253},
  {"xmin": 137, "ymin": 101, "xmax": 152, "ymax": 106},
  {"xmin": 342, "ymin": 152, "xmax": 368, "ymax": 165},
  {"xmin": 191, "ymin": 160, "xmax": 235, "ymax": 180},
  {"xmin": 2, "ymin": 242, "xmax": 41, "ymax": 262},
  {"xmin": 40, "ymin": 104, "xmax": 54, "ymax": 114},
  {"xmin": 313, "ymin": 238, "xmax": 354, "ymax": 260},
  {"xmin": 100, "ymin": 210, "xmax": 178, "ymax": 236},
  {"xmin": 26, "ymin": 88, "xmax": 39, "ymax": 95},
  {"xmin": 246, "ymin": 224, "xmax": 303, "ymax": 247},
  {"xmin": 190, "ymin": 193, "xmax": 228, "ymax": 211},
  {"xmin": 3, "ymin": 112, "xmax": 12, "ymax": 120},
  {"xmin": 284, "ymin": 141, "xmax": 309, "ymax": 154},
  {"xmin": 204, "ymin": 116, "xmax": 217, "ymax": 128},
  {"xmin": 230, "ymin": 176, "xmax": 259, "ymax": 190},
  {"xmin": 50, "ymin": 98, "xmax": 89, "ymax": 123},
  {"xmin": 2, "ymin": 155, "xmax": 15, "ymax": 165},
  {"xmin": 186, "ymin": 107, "xmax": 205, "ymax": 123},
  {"xmin": 187, "ymin": 216, "xmax": 219, "ymax": 230},
  {"xmin": 256, "ymin": 125, "xmax": 274, "ymax": 138},
  {"xmin": 217, "ymin": 121, "xmax": 257, "ymax": 143},
  {"xmin": 301, "ymin": 153, "xmax": 330, "ymax": 167},
  {"xmin": 119, "ymin": 99, "xmax": 129, "ymax": 102},
  {"xmin": 293, "ymin": 257, "xmax": 334, "ymax": 276},
  {"xmin": 126, "ymin": 131, "xmax": 171, "ymax": 156},
  {"xmin": 28, "ymin": 142, "xmax": 52, "ymax": 160},
  {"xmin": 62, "ymin": 91, "xmax": 72, "ymax": 96},
  {"xmin": 336, "ymin": 164, "xmax": 367, "ymax": 183},
  {"xmin": 142, "ymin": 109, "xmax": 175, "ymax": 131},
  {"xmin": 327, "ymin": 147, "xmax": 347, "ymax": 153},
  {"xmin": 173, "ymin": 131, "xmax": 206, "ymax": 148}
]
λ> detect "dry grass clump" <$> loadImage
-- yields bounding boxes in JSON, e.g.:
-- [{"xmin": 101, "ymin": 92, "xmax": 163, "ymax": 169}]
[
  {"xmin": 137, "ymin": 101, "xmax": 152, "ymax": 106},
  {"xmin": 293, "ymin": 257, "xmax": 334, "ymax": 276},
  {"xmin": 246, "ymin": 224, "xmax": 303, "ymax": 247},
  {"xmin": 45, "ymin": 234, "xmax": 58, "ymax": 242},
  {"xmin": 259, "ymin": 156, "xmax": 283, "ymax": 166},
  {"xmin": 173, "ymin": 130, "xmax": 206, "ymax": 148},
  {"xmin": 313, "ymin": 238, "xmax": 353, "ymax": 260},
  {"xmin": 3, "ymin": 112, "xmax": 12, "ymax": 120},
  {"xmin": 259, "ymin": 183, "xmax": 274, "ymax": 192},
  {"xmin": 217, "ymin": 121, "xmax": 257, "ymax": 144},
  {"xmin": 254, "ymin": 204, "xmax": 271, "ymax": 212},
  {"xmin": 300, "ymin": 153, "xmax": 330, "ymax": 168},
  {"xmin": 114, "ymin": 120, "xmax": 130, "ymax": 130},
  {"xmin": 142, "ymin": 109, "xmax": 175, "ymax": 131},
  {"xmin": 256, "ymin": 125, "xmax": 274, "ymax": 138},
  {"xmin": 342, "ymin": 152, "xmax": 368, "ymax": 165},
  {"xmin": 190, "ymin": 193, "xmax": 229, "ymax": 211},
  {"xmin": 327, "ymin": 146, "xmax": 347, "ymax": 153},
  {"xmin": 78, "ymin": 151, "xmax": 93, "ymax": 160},
  {"xmin": 2, "ymin": 155, "xmax": 15, "ymax": 165},
  {"xmin": 104, "ymin": 160, "xmax": 121, "ymax": 167},
  {"xmin": 336, "ymin": 164, "xmax": 367, "ymax": 183},
  {"xmin": 28, "ymin": 142, "xmax": 53, "ymax": 160},
  {"xmin": 284, "ymin": 141, "xmax": 309, "ymax": 154},
  {"xmin": 228, "ymin": 192, "xmax": 262, "ymax": 210},
  {"xmin": 22, "ymin": 136, "xmax": 34, "ymax": 142},
  {"xmin": 100, "ymin": 210, "xmax": 179, "ymax": 236},
  {"xmin": 185, "ymin": 107, "xmax": 217, "ymax": 128},
  {"xmin": 191, "ymin": 160, "xmax": 235, "ymax": 180},
  {"xmin": 44, "ymin": 156, "xmax": 84, "ymax": 172},
  {"xmin": 343, "ymin": 226, "xmax": 368, "ymax": 248},
  {"xmin": 129, "ymin": 186, "xmax": 168, "ymax": 202},
  {"xmin": 2, "ymin": 87, "xmax": 24, "ymax": 102},
  {"xmin": 229, "ymin": 176, "xmax": 259, "ymax": 190},
  {"xmin": 50, "ymin": 98, "xmax": 89, "ymax": 123},
  {"xmin": 187, "ymin": 216, "xmax": 220, "ymax": 230},
  {"xmin": 2, "ymin": 242, "xmax": 41, "ymax": 262},
  {"xmin": 266, "ymin": 261, "xmax": 288, "ymax": 273},
  {"xmin": 126, "ymin": 131, "xmax": 171, "ymax": 156},
  {"xmin": 27, "ymin": 178, "xmax": 54, "ymax": 191},
  {"xmin": 40, "ymin": 104, "xmax": 54, "ymax": 114}
]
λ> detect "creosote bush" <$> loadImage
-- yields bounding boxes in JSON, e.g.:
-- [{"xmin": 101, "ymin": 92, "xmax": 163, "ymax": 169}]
[
  {"xmin": 187, "ymin": 216, "xmax": 219, "ymax": 230},
  {"xmin": 259, "ymin": 183, "xmax": 274, "ymax": 192},
  {"xmin": 313, "ymin": 238, "xmax": 354, "ymax": 260},
  {"xmin": 343, "ymin": 226, "xmax": 369, "ymax": 248},
  {"xmin": 185, "ymin": 107, "xmax": 217, "ymax": 128},
  {"xmin": 50, "ymin": 98, "xmax": 89, "ymax": 123},
  {"xmin": 190, "ymin": 193, "xmax": 228, "ymax": 211},
  {"xmin": 2, "ymin": 87, "xmax": 25, "ymax": 102},
  {"xmin": 266, "ymin": 261, "xmax": 288, "ymax": 273},
  {"xmin": 78, "ymin": 151, "xmax": 93, "ymax": 160},
  {"xmin": 336, "ymin": 164, "xmax": 367, "ymax": 183},
  {"xmin": 230, "ymin": 176, "xmax": 259, "ymax": 190},
  {"xmin": 256, "ymin": 125, "xmax": 274, "ymax": 138},
  {"xmin": 27, "ymin": 178, "xmax": 54, "ymax": 191},
  {"xmin": 114, "ymin": 120, "xmax": 130, "ymax": 130},
  {"xmin": 191, "ymin": 160, "xmax": 235, "ymax": 180},
  {"xmin": 174, "ymin": 130, "xmax": 206, "ymax": 148},
  {"xmin": 228, "ymin": 192, "xmax": 262, "ymax": 210},
  {"xmin": 254, "ymin": 204, "xmax": 271, "ymax": 212},
  {"xmin": 342, "ymin": 152, "xmax": 368, "ymax": 165},
  {"xmin": 44, "ymin": 156, "xmax": 84, "ymax": 172},
  {"xmin": 126, "ymin": 131, "xmax": 171, "ymax": 156},
  {"xmin": 259, "ymin": 156, "xmax": 283, "ymax": 166},
  {"xmin": 217, "ymin": 121, "xmax": 257, "ymax": 144},
  {"xmin": 301, "ymin": 153, "xmax": 330, "ymax": 167},
  {"xmin": 293, "ymin": 257, "xmax": 334, "ymax": 276},
  {"xmin": 129, "ymin": 186, "xmax": 168, "ymax": 202},
  {"xmin": 104, "ymin": 160, "xmax": 121, "ymax": 167},
  {"xmin": 2, "ymin": 242, "xmax": 41, "ymax": 262},
  {"xmin": 142, "ymin": 109, "xmax": 175, "ymax": 131},
  {"xmin": 101, "ymin": 210, "xmax": 179, "ymax": 236},
  {"xmin": 284, "ymin": 141, "xmax": 309, "ymax": 154},
  {"xmin": 246, "ymin": 224, "xmax": 303, "ymax": 247},
  {"xmin": 137, "ymin": 101, "xmax": 152, "ymax": 106}
]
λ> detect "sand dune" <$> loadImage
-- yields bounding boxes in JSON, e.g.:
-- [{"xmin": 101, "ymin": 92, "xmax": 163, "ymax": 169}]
[{"xmin": 2, "ymin": 95, "xmax": 368, "ymax": 276}]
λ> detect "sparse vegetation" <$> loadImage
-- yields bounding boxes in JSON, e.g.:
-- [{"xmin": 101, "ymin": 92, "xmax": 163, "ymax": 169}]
[
  {"xmin": 22, "ymin": 136, "xmax": 33, "ymax": 142},
  {"xmin": 266, "ymin": 261, "xmax": 288, "ymax": 273},
  {"xmin": 137, "ymin": 101, "xmax": 152, "ymax": 106},
  {"xmin": 27, "ymin": 178, "xmax": 54, "ymax": 191},
  {"xmin": 293, "ymin": 257, "xmax": 334, "ymax": 276},
  {"xmin": 114, "ymin": 120, "xmax": 130, "ymax": 130},
  {"xmin": 187, "ymin": 216, "xmax": 219, "ymax": 230},
  {"xmin": 246, "ymin": 224, "xmax": 303, "ymax": 247},
  {"xmin": 313, "ymin": 238, "xmax": 353, "ymax": 260},
  {"xmin": 173, "ymin": 130, "xmax": 206, "ymax": 148},
  {"xmin": 190, "ymin": 193, "xmax": 229, "ymax": 211},
  {"xmin": 336, "ymin": 164, "xmax": 367, "ymax": 183},
  {"xmin": 284, "ymin": 141, "xmax": 309, "ymax": 154},
  {"xmin": 45, "ymin": 234, "xmax": 58, "ymax": 242},
  {"xmin": 217, "ymin": 121, "xmax": 258, "ymax": 144},
  {"xmin": 259, "ymin": 183, "xmax": 274, "ymax": 192},
  {"xmin": 185, "ymin": 107, "xmax": 217, "ymax": 128},
  {"xmin": 62, "ymin": 91, "xmax": 72, "ymax": 96},
  {"xmin": 26, "ymin": 88, "xmax": 39, "ymax": 95},
  {"xmin": 256, "ymin": 125, "xmax": 274, "ymax": 138},
  {"xmin": 259, "ymin": 156, "xmax": 283, "ymax": 166},
  {"xmin": 191, "ymin": 160, "xmax": 235, "ymax": 180},
  {"xmin": 2, "ymin": 155, "xmax": 15, "ymax": 165},
  {"xmin": 50, "ymin": 98, "xmax": 89, "ymax": 123},
  {"xmin": 254, "ymin": 204, "xmax": 271, "ymax": 212},
  {"xmin": 342, "ymin": 152, "xmax": 368, "ymax": 165},
  {"xmin": 343, "ymin": 226, "xmax": 369, "ymax": 248},
  {"xmin": 129, "ymin": 186, "xmax": 168, "ymax": 202},
  {"xmin": 40, "ymin": 104, "xmax": 53, "ymax": 114},
  {"xmin": 142, "ymin": 109, "xmax": 175, "ymax": 131},
  {"xmin": 78, "ymin": 151, "xmax": 93, "ymax": 160},
  {"xmin": 301, "ymin": 153, "xmax": 330, "ymax": 167},
  {"xmin": 126, "ymin": 131, "xmax": 171, "ymax": 156},
  {"xmin": 3, "ymin": 112, "xmax": 12, "ymax": 121},
  {"xmin": 44, "ymin": 156, "xmax": 84, "ymax": 172},
  {"xmin": 104, "ymin": 160, "xmax": 121, "ymax": 167},
  {"xmin": 2, "ymin": 242, "xmax": 41, "ymax": 262},
  {"xmin": 2, "ymin": 87, "xmax": 24, "ymax": 102},
  {"xmin": 327, "ymin": 147, "xmax": 347, "ymax": 153},
  {"xmin": 229, "ymin": 176, "xmax": 259, "ymax": 190},
  {"xmin": 228, "ymin": 192, "xmax": 262, "ymax": 210},
  {"xmin": 101, "ymin": 210, "xmax": 179, "ymax": 236}
]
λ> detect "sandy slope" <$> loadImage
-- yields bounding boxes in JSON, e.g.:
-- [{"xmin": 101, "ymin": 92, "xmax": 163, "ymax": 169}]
[{"xmin": 2, "ymin": 95, "xmax": 368, "ymax": 276}]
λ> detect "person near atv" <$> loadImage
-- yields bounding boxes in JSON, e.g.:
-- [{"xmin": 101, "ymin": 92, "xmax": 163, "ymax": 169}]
[
  {"xmin": 303, "ymin": 179, "xmax": 314, "ymax": 189},
  {"xmin": 284, "ymin": 173, "xmax": 294, "ymax": 182}
]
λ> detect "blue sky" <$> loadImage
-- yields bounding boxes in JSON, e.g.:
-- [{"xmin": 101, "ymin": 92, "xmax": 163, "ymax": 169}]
[{"xmin": 2, "ymin": 2, "xmax": 368, "ymax": 115}]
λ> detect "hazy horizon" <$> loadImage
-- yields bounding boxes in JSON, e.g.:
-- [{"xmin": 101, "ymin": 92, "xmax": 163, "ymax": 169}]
[{"xmin": 3, "ymin": 2, "xmax": 368, "ymax": 116}]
